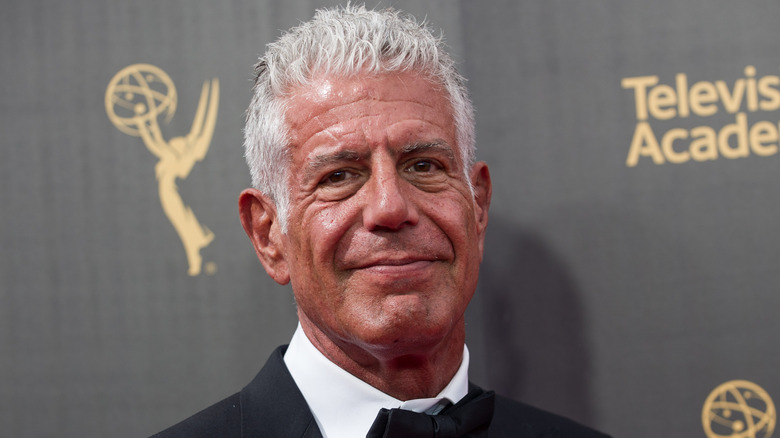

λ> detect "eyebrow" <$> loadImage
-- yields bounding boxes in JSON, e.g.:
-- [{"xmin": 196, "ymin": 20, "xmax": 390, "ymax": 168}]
[
  {"xmin": 400, "ymin": 141, "xmax": 457, "ymax": 162},
  {"xmin": 304, "ymin": 150, "xmax": 366, "ymax": 181}
]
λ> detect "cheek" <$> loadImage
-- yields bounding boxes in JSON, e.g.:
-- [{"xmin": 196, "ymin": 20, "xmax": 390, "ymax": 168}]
[
  {"xmin": 297, "ymin": 200, "xmax": 362, "ymax": 267},
  {"xmin": 428, "ymin": 196, "xmax": 477, "ymax": 243}
]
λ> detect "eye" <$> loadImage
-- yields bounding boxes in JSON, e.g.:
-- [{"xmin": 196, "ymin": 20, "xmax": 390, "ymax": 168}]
[
  {"xmin": 325, "ymin": 170, "xmax": 348, "ymax": 184},
  {"xmin": 315, "ymin": 168, "xmax": 364, "ymax": 201},
  {"xmin": 319, "ymin": 169, "xmax": 359, "ymax": 186},
  {"xmin": 407, "ymin": 160, "xmax": 438, "ymax": 173}
]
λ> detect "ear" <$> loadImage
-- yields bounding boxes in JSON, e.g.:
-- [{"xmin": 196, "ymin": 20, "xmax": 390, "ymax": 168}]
[
  {"xmin": 238, "ymin": 188, "xmax": 290, "ymax": 285},
  {"xmin": 470, "ymin": 162, "xmax": 492, "ymax": 257}
]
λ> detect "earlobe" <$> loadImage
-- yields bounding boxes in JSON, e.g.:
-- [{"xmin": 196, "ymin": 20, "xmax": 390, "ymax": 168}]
[
  {"xmin": 470, "ymin": 162, "xmax": 492, "ymax": 255},
  {"xmin": 238, "ymin": 188, "xmax": 290, "ymax": 285}
]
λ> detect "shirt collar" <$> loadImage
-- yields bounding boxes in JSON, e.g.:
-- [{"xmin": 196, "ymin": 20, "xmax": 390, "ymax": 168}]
[{"xmin": 283, "ymin": 323, "xmax": 470, "ymax": 438}]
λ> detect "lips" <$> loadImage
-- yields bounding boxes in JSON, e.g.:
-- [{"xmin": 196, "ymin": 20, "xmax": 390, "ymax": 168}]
[
  {"xmin": 336, "ymin": 230, "xmax": 455, "ymax": 273},
  {"xmin": 350, "ymin": 255, "xmax": 438, "ymax": 271},
  {"xmin": 348, "ymin": 260, "xmax": 438, "ymax": 282}
]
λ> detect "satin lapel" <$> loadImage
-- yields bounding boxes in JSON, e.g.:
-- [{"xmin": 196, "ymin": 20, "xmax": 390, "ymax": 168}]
[
  {"xmin": 240, "ymin": 346, "xmax": 323, "ymax": 438},
  {"xmin": 301, "ymin": 422, "xmax": 324, "ymax": 438}
]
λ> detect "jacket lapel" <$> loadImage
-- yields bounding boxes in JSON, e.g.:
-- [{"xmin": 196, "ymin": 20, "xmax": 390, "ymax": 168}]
[{"xmin": 240, "ymin": 346, "xmax": 323, "ymax": 438}]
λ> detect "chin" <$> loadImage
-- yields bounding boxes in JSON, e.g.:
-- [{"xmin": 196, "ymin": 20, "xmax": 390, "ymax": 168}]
[{"xmin": 353, "ymin": 313, "xmax": 460, "ymax": 356}]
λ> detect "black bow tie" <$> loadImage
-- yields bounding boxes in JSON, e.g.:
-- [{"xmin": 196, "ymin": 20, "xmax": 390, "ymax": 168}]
[{"xmin": 366, "ymin": 387, "xmax": 495, "ymax": 438}]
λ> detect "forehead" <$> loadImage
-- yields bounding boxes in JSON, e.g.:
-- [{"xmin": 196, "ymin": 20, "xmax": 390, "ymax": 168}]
[{"xmin": 283, "ymin": 72, "xmax": 456, "ymax": 153}]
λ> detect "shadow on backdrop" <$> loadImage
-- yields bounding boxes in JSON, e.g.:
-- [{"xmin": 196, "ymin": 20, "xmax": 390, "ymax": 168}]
[{"xmin": 467, "ymin": 214, "xmax": 594, "ymax": 426}]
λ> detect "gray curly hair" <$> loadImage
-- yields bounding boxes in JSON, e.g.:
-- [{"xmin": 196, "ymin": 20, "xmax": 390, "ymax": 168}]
[{"xmin": 243, "ymin": 4, "xmax": 475, "ymax": 231}]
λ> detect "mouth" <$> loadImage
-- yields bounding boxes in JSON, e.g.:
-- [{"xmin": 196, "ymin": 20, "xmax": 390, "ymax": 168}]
[
  {"xmin": 350, "ymin": 257, "xmax": 439, "ymax": 275},
  {"xmin": 366, "ymin": 259, "xmax": 431, "ymax": 270}
]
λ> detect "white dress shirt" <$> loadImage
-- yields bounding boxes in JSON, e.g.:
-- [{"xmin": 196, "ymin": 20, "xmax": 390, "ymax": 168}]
[{"xmin": 284, "ymin": 324, "xmax": 470, "ymax": 438}]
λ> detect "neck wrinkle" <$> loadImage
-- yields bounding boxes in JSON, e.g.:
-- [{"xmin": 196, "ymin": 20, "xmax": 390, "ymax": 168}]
[{"xmin": 298, "ymin": 312, "xmax": 467, "ymax": 400}]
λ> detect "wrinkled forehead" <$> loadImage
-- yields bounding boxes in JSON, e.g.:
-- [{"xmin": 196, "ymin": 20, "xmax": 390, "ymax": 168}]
[{"xmin": 282, "ymin": 72, "xmax": 457, "ymax": 152}]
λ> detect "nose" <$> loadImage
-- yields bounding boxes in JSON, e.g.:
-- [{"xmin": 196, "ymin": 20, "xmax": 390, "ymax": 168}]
[{"xmin": 362, "ymin": 168, "xmax": 419, "ymax": 231}]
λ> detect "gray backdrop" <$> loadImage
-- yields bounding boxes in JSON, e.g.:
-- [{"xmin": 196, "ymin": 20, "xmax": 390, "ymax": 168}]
[{"xmin": 2, "ymin": 1, "xmax": 779, "ymax": 437}]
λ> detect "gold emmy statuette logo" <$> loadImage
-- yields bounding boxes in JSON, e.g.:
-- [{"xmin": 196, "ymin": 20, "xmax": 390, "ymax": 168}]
[
  {"xmin": 105, "ymin": 64, "xmax": 219, "ymax": 276},
  {"xmin": 703, "ymin": 380, "xmax": 776, "ymax": 438}
]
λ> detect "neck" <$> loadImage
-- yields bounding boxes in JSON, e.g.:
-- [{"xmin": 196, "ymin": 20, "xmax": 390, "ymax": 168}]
[{"xmin": 299, "ymin": 316, "xmax": 466, "ymax": 400}]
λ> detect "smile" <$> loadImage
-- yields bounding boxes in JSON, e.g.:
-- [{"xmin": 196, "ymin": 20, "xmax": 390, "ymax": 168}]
[{"xmin": 355, "ymin": 259, "xmax": 437, "ymax": 276}]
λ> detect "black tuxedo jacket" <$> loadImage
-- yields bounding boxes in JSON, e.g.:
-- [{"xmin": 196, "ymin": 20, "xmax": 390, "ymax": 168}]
[{"xmin": 151, "ymin": 346, "xmax": 611, "ymax": 438}]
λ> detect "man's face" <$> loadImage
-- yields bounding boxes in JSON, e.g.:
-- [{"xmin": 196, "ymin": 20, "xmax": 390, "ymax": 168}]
[{"xmin": 246, "ymin": 72, "xmax": 491, "ymax": 360}]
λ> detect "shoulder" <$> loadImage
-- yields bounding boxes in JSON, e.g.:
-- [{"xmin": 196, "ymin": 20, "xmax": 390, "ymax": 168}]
[
  {"xmin": 491, "ymin": 394, "xmax": 612, "ymax": 437},
  {"xmin": 148, "ymin": 346, "xmax": 315, "ymax": 438},
  {"xmin": 149, "ymin": 393, "xmax": 242, "ymax": 438}
]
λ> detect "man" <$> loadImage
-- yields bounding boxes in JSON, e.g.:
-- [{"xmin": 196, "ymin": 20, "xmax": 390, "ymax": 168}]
[{"xmin": 153, "ymin": 5, "xmax": 610, "ymax": 437}]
